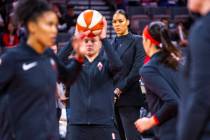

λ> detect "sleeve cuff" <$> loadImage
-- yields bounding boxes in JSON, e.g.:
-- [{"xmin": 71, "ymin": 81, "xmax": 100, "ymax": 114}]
[
  {"xmin": 152, "ymin": 115, "xmax": 160, "ymax": 125},
  {"xmin": 116, "ymin": 80, "xmax": 127, "ymax": 92},
  {"xmin": 74, "ymin": 56, "xmax": 84, "ymax": 64},
  {"xmin": 101, "ymin": 38, "xmax": 109, "ymax": 45}
]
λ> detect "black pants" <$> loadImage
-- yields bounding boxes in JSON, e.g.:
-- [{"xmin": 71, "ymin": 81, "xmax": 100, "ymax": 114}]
[
  {"xmin": 66, "ymin": 125, "xmax": 120, "ymax": 140},
  {"xmin": 118, "ymin": 106, "xmax": 142, "ymax": 140}
]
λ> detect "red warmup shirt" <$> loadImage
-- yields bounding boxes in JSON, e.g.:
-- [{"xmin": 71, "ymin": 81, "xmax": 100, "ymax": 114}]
[{"xmin": 2, "ymin": 33, "xmax": 19, "ymax": 48}]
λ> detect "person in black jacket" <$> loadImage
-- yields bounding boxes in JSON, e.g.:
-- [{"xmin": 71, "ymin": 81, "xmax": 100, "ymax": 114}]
[
  {"xmin": 59, "ymin": 18, "xmax": 123, "ymax": 140},
  {"xmin": 0, "ymin": 0, "xmax": 87, "ymax": 140},
  {"xmin": 177, "ymin": 0, "xmax": 210, "ymax": 140},
  {"xmin": 111, "ymin": 9, "xmax": 145, "ymax": 140},
  {"xmin": 135, "ymin": 21, "xmax": 181, "ymax": 140}
]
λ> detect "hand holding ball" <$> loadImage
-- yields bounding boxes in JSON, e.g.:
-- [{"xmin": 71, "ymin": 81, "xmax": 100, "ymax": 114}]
[{"xmin": 76, "ymin": 10, "xmax": 104, "ymax": 37}]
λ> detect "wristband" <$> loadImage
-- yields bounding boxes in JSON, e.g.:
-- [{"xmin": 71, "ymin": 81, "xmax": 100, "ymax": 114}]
[
  {"xmin": 152, "ymin": 115, "xmax": 159, "ymax": 125},
  {"xmin": 74, "ymin": 56, "xmax": 84, "ymax": 64}
]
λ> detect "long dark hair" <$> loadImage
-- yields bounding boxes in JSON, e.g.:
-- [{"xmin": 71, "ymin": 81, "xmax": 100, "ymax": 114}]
[{"xmin": 148, "ymin": 21, "xmax": 182, "ymax": 70}]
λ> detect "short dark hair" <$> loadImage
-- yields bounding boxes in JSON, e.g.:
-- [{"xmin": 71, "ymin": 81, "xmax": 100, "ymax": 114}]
[{"xmin": 14, "ymin": 0, "xmax": 52, "ymax": 26}]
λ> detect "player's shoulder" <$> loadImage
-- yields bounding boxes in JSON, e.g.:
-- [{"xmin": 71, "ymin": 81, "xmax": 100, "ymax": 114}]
[
  {"xmin": 0, "ymin": 45, "xmax": 23, "ymax": 63},
  {"xmin": 131, "ymin": 33, "xmax": 142, "ymax": 42}
]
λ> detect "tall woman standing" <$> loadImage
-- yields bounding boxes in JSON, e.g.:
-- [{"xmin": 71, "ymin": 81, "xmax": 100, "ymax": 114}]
[
  {"xmin": 135, "ymin": 21, "xmax": 181, "ymax": 140},
  {"xmin": 112, "ymin": 9, "xmax": 145, "ymax": 140}
]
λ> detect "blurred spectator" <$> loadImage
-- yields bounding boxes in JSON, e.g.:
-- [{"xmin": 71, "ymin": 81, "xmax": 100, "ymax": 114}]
[
  {"xmin": 17, "ymin": 26, "xmax": 27, "ymax": 42},
  {"xmin": 176, "ymin": 17, "xmax": 194, "ymax": 47},
  {"xmin": 140, "ymin": 0, "xmax": 158, "ymax": 7},
  {"xmin": 0, "ymin": 13, "xmax": 4, "ymax": 52},
  {"xmin": 52, "ymin": 3, "xmax": 67, "ymax": 32},
  {"xmin": 160, "ymin": 17, "xmax": 179, "ymax": 43},
  {"xmin": 12, "ymin": 0, "xmax": 18, "ymax": 9},
  {"xmin": 104, "ymin": 0, "xmax": 117, "ymax": 10},
  {"xmin": 52, "ymin": 3, "xmax": 62, "ymax": 21},
  {"xmin": 177, "ymin": 21, "xmax": 188, "ymax": 47},
  {"xmin": 64, "ymin": 4, "xmax": 77, "ymax": 33},
  {"xmin": 178, "ymin": 0, "xmax": 187, "ymax": 6},
  {"xmin": 116, "ymin": 0, "xmax": 126, "ymax": 10},
  {"xmin": 128, "ymin": 0, "xmax": 140, "ymax": 6},
  {"xmin": 160, "ymin": 17, "xmax": 169, "ymax": 28},
  {"xmin": 1, "ymin": 21, "xmax": 19, "ymax": 49},
  {"xmin": 51, "ymin": 44, "xmax": 68, "ymax": 140},
  {"xmin": 158, "ymin": 0, "xmax": 179, "ymax": 7},
  {"xmin": 0, "ymin": 13, "xmax": 4, "ymax": 33}
]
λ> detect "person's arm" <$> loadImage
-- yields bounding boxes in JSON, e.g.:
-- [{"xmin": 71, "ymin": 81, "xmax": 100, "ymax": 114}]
[
  {"xmin": 99, "ymin": 17, "xmax": 123, "ymax": 75},
  {"xmin": 60, "ymin": 58, "xmax": 83, "ymax": 85},
  {"xmin": 135, "ymin": 65, "xmax": 178, "ymax": 133},
  {"xmin": 101, "ymin": 38, "xmax": 123, "ymax": 75},
  {"xmin": 57, "ymin": 41, "xmax": 73, "ymax": 64},
  {"xmin": 0, "ymin": 52, "xmax": 15, "ymax": 94},
  {"xmin": 116, "ymin": 36, "xmax": 145, "ymax": 93},
  {"xmin": 47, "ymin": 30, "xmax": 89, "ymax": 84},
  {"xmin": 44, "ymin": 48, "xmax": 83, "ymax": 85}
]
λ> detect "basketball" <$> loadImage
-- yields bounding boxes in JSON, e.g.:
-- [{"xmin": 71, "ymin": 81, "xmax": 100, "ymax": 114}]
[{"xmin": 76, "ymin": 9, "xmax": 104, "ymax": 37}]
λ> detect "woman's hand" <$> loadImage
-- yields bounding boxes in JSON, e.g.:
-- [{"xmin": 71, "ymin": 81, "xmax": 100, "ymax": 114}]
[
  {"xmin": 114, "ymin": 88, "xmax": 122, "ymax": 97},
  {"xmin": 135, "ymin": 116, "xmax": 157, "ymax": 133}
]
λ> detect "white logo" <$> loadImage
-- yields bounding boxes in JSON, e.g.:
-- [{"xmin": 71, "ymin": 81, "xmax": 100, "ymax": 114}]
[
  {"xmin": 0, "ymin": 58, "xmax": 2, "ymax": 65},
  {"xmin": 97, "ymin": 62, "xmax": 103, "ymax": 71},
  {"xmin": 112, "ymin": 133, "xmax": 116, "ymax": 140},
  {"xmin": 22, "ymin": 62, "xmax": 37, "ymax": 71},
  {"xmin": 50, "ymin": 59, "xmax": 55, "ymax": 66}
]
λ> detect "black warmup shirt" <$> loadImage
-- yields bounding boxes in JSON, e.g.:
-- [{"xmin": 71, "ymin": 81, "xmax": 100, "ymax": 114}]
[{"xmin": 0, "ymin": 42, "xmax": 81, "ymax": 140}]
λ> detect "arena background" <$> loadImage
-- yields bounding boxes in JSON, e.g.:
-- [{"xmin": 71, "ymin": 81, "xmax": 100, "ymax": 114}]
[{"xmin": 0, "ymin": 0, "xmax": 190, "ymax": 53}]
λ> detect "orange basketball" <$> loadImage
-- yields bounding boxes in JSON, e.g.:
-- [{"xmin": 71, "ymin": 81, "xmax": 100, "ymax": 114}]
[{"xmin": 76, "ymin": 10, "xmax": 104, "ymax": 37}]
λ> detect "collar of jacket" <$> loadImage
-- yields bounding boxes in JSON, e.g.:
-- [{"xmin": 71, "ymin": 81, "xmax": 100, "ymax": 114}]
[
  {"xmin": 84, "ymin": 50, "xmax": 104, "ymax": 64},
  {"xmin": 20, "ymin": 41, "xmax": 45, "ymax": 56}
]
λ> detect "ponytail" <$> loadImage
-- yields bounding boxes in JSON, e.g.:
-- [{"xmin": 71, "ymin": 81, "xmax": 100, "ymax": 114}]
[
  {"xmin": 143, "ymin": 21, "xmax": 182, "ymax": 70},
  {"xmin": 159, "ymin": 27, "xmax": 181, "ymax": 70}
]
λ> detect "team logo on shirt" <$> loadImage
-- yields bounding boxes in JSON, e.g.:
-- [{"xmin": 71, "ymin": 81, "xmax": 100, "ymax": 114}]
[
  {"xmin": 22, "ymin": 62, "xmax": 37, "ymax": 71},
  {"xmin": 97, "ymin": 62, "xmax": 103, "ymax": 71},
  {"xmin": 50, "ymin": 58, "xmax": 57, "ymax": 70},
  {"xmin": 112, "ymin": 132, "xmax": 116, "ymax": 140}
]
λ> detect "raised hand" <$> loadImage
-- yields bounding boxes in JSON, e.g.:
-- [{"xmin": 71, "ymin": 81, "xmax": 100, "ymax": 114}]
[
  {"xmin": 72, "ymin": 30, "xmax": 90, "ymax": 58},
  {"xmin": 99, "ymin": 17, "xmax": 107, "ymax": 40}
]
